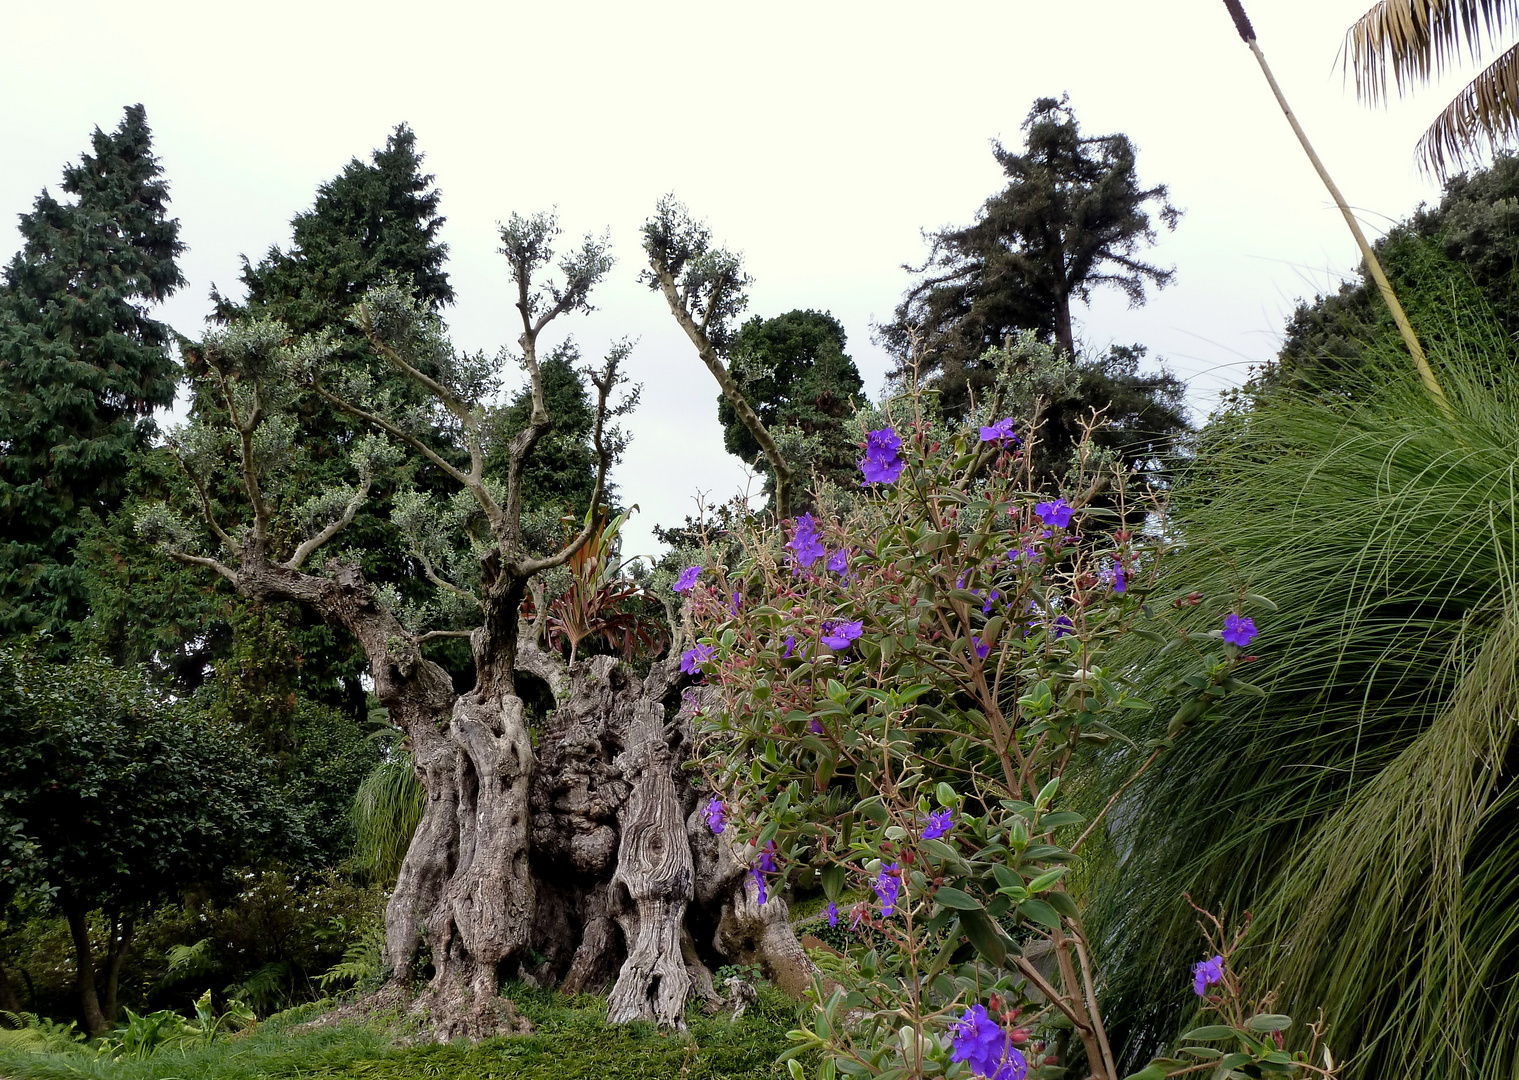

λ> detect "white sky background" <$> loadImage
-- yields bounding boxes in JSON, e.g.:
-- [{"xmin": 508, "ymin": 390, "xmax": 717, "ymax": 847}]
[{"xmin": 0, "ymin": 0, "xmax": 1473, "ymax": 561}]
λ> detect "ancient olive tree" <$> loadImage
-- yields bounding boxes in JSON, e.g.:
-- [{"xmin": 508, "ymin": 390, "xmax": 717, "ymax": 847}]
[{"xmin": 139, "ymin": 213, "xmax": 811, "ymax": 1037}]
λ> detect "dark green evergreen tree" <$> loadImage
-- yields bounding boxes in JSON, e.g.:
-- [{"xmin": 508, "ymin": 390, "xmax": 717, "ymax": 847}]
[
  {"xmin": 884, "ymin": 97, "xmax": 1179, "ymax": 419},
  {"xmin": 0, "ymin": 105, "xmax": 184, "ymax": 645},
  {"xmin": 218, "ymin": 123, "xmax": 452, "ymax": 326},
  {"xmin": 718, "ymin": 310, "xmax": 865, "ymax": 496},
  {"xmin": 186, "ymin": 123, "xmax": 454, "ymax": 720},
  {"xmin": 488, "ymin": 342, "xmax": 602, "ymax": 518}
]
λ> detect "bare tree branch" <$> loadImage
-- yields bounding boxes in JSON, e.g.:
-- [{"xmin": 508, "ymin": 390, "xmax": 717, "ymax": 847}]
[
  {"xmin": 647, "ymin": 259, "xmax": 795, "ymax": 516},
  {"xmin": 165, "ymin": 549, "xmax": 238, "ymax": 583},
  {"xmin": 284, "ymin": 481, "xmax": 373, "ymax": 570}
]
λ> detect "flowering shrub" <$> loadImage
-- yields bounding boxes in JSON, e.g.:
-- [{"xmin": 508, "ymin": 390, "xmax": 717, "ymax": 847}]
[
  {"xmin": 1123, "ymin": 905, "xmax": 1340, "ymax": 1080},
  {"xmin": 677, "ymin": 396, "xmax": 1294, "ymax": 1080}
]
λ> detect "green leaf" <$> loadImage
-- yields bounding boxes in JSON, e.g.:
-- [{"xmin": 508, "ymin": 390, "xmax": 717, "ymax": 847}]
[
  {"xmin": 1025, "ymin": 866, "xmax": 1069, "ymax": 892},
  {"xmin": 1180, "ymin": 1025, "xmax": 1240, "ymax": 1041},
  {"xmin": 1046, "ymin": 890, "xmax": 1080, "ymax": 920},
  {"xmin": 820, "ymin": 864, "xmax": 845, "ymax": 901},
  {"xmin": 934, "ymin": 886, "xmax": 982, "ymax": 911},
  {"xmin": 1018, "ymin": 899, "xmax": 1061, "ymax": 929},
  {"xmin": 960, "ymin": 908, "xmax": 1007, "ymax": 966},
  {"xmin": 1034, "ymin": 777, "xmax": 1060, "ymax": 809},
  {"xmin": 1121, "ymin": 1066, "xmax": 1168, "ymax": 1080},
  {"xmin": 991, "ymin": 864, "xmax": 1022, "ymax": 890},
  {"xmin": 1245, "ymin": 1014, "xmax": 1292, "ymax": 1033},
  {"xmin": 935, "ymin": 782, "xmax": 957, "ymax": 807}
]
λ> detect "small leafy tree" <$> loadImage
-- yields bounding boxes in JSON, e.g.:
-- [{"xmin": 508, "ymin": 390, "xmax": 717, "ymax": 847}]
[{"xmin": 0, "ymin": 645, "xmax": 294, "ymax": 1034}]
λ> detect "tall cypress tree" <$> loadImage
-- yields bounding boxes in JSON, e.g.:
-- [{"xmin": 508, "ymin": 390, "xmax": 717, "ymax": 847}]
[
  {"xmin": 193, "ymin": 124, "xmax": 456, "ymax": 723},
  {"xmin": 0, "ymin": 105, "xmax": 184, "ymax": 643}
]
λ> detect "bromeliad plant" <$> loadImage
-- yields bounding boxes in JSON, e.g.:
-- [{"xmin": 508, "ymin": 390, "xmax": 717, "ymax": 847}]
[{"xmin": 680, "ymin": 398, "xmax": 1288, "ymax": 1080}]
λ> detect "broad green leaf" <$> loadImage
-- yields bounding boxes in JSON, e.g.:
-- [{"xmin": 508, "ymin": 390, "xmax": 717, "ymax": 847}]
[
  {"xmin": 1181, "ymin": 1025, "xmax": 1239, "ymax": 1041},
  {"xmin": 934, "ymin": 886, "xmax": 981, "ymax": 911}
]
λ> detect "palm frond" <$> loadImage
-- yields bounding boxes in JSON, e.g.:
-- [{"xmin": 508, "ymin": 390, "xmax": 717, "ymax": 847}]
[
  {"xmin": 1343, "ymin": 0, "xmax": 1519, "ymax": 104},
  {"xmin": 1416, "ymin": 40, "xmax": 1519, "ymax": 174}
]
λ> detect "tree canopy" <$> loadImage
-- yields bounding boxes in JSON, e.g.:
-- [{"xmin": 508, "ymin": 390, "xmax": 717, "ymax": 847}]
[
  {"xmin": 718, "ymin": 310, "xmax": 865, "ymax": 497},
  {"xmin": 883, "ymin": 96, "xmax": 1178, "ymax": 420}
]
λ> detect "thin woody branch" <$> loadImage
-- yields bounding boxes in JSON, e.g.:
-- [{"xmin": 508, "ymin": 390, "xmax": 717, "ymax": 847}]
[
  {"xmin": 165, "ymin": 549, "xmax": 238, "ymax": 583},
  {"xmin": 518, "ymin": 350, "xmax": 617, "ymax": 577},
  {"xmin": 284, "ymin": 480, "xmax": 372, "ymax": 570},
  {"xmin": 648, "ymin": 260, "xmax": 795, "ymax": 517}
]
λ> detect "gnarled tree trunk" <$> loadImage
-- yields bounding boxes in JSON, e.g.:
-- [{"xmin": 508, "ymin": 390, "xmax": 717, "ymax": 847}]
[{"xmin": 232, "ymin": 554, "xmax": 813, "ymax": 1041}]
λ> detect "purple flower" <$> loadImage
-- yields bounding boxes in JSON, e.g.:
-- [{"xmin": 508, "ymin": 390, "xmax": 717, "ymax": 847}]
[
  {"xmin": 949, "ymin": 1004, "xmax": 1028, "ymax": 1080},
  {"xmin": 827, "ymin": 901, "xmax": 839, "ymax": 928},
  {"xmin": 922, "ymin": 808, "xmax": 954, "ymax": 840},
  {"xmin": 680, "ymin": 643, "xmax": 715, "ymax": 674},
  {"xmin": 1113, "ymin": 561, "xmax": 1127, "ymax": 594},
  {"xmin": 1193, "ymin": 954, "xmax": 1225, "ymax": 996},
  {"xmin": 979, "ymin": 416, "xmax": 1019, "ymax": 444},
  {"xmin": 860, "ymin": 427, "xmax": 905, "ymax": 485},
  {"xmin": 730, "ymin": 591, "xmax": 741, "ymax": 617},
  {"xmin": 826, "ymin": 547, "xmax": 850, "ymax": 576},
  {"xmin": 750, "ymin": 866, "xmax": 768, "ymax": 906},
  {"xmin": 788, "ymin": 513, "xmax": 826, "ymax": 568},
  {"xmin": 973, "ymin": 635, "xmax": 991, "ymax": 660},
  {"xmin": 673, "ymin": 565, "xmax": 702, "ymax": 593},
  {"xmin": 783, "ymin": 635, "xmax": 795, "ymax": 659},
  {"xmin": 1223, "ymin": 614, "xmax": 1258, "ymax": 647},
  {"xmin": 1010, "ymin": 545, "xmax": 1041, "ymax": 565},
  {"xmin": 874, "ymin": 862, "xmax": 901, "ymax": 917},
  {"xmin": 758, "ymin": 841, "xmax": 779, "ymax": 874},
  {"xmin": 809, "ymin": 718, "xmax": 824, "ymax": 734},
  {"xmin": 1052, "ymin": 614, "xmax": 1073, "ymax": 640},
  {"xmin": 1035, "ymin": 498, "xmax": 1073, "ymax": 528},
  {"xmin": 704, "ymin": 796, "xmax": 725, "ymax": 834},
  {"xmin": 981, "ymin": 589, "xmax": 1000, "ymax": 613},
  {"xmin": 821, "ymin": 619, "xmax": 864, "ymax": 650}
]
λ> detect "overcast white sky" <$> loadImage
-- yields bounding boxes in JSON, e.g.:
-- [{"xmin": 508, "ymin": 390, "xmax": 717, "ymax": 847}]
[{"xmin": 0, "ymin": 0, "xmax": 1473, "ymax": 559}]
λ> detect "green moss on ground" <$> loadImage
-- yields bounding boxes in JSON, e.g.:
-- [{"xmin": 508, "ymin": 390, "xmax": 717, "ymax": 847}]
[{"xmin": 0, "ymin": 984, "xmax": 801, "ymax": 1080}]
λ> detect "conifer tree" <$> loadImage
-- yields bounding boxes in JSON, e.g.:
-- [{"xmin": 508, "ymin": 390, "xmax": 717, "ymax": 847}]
[
  {"xmin": 0, "ymin": 105, "xmax": 184, "ymax": 643},
  {"xmin": 884, "ymin": 97, "xmax": 1179, "ymax": 420},
  {"xmin": 718, "ymin": 310, "xmax": 865, "ymax": 499}
]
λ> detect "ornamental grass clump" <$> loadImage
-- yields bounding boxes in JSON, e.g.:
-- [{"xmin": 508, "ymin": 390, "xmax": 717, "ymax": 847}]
[{"xmin": 673, "ymin": 395, "xmax": 1296, "ymax": 1080}]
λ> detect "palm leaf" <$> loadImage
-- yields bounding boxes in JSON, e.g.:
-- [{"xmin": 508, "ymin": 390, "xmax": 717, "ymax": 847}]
[
  {"xmin": 350, "ymin": 754, "xmax": 425, "ymax": 884},
  {"xmin": 1343, "ymin": 0, "xmax": 1519, "ymax": 103},
  {"xmin": 1416, "ymin": 39, "xmax": 1519, "ymax": 174}
]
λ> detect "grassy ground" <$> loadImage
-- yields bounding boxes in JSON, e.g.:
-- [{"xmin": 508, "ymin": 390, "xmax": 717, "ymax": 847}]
[{"xmin": 0, "ymin": 984, "xmax": 801, "ymax": 1080}]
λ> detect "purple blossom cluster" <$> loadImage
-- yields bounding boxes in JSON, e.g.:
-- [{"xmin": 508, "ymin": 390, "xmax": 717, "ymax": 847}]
[
  {"xmin": 1034, "ymin": 498, "xmax": 1073, "ymax": 528},
  {"xmin": 1193, "ymin": 954, "xmax": 1225, "ymax": 996},
  {"xmin": 673, "ymin": 565, "xmax": 702, "ymax": 593},
  {"xmin": 874, "ymin": 862, "xmax": 901, "ymax": 916},
  {"xmin": 949, "ymin": 1004, "xmax": 1028, "ymax": 1080},
  {"xmin": 704, "ymin": 795, "xmax": 725, "ymax": 835},
  {"xmin": 860, "ymin": 427, "xmax": 904, "ymax": 485},
  {"xmin": 821, "ymin": 619, "xmax": 863, "ymax": 651},
  {"xmin": 1222, "ymin": 614, "xmax": 1258, "ymax": 647},
  {"xmin": 680, "ymin": 643, "xmax": 714, "ymax": 674},
  {"xmin": 789, "ymin": 513, "xmax": 826, "ymax": 568},
  {"xmin": 978, "ymin": 416, "xmax": 1019, "ymax": 445},
  {"xmin": 922, "ymin": 808, "xmax": 955, "ymax": 840}
]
